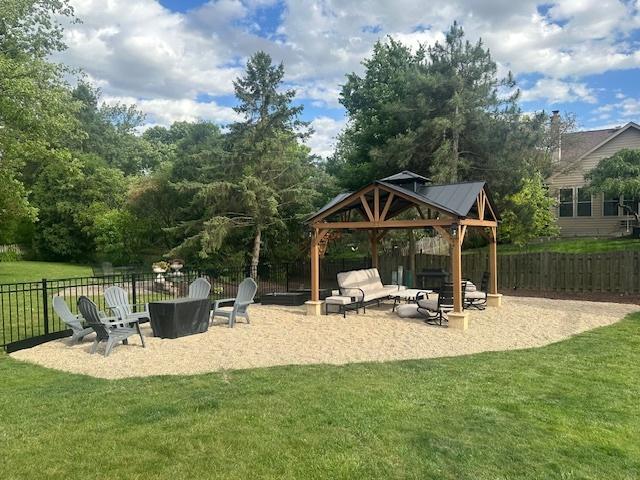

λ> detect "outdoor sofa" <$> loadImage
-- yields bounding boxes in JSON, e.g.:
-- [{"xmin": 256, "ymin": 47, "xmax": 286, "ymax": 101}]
[{"xmin": 336, "ymin": 267, "xmax": 403, "ymax": 311}]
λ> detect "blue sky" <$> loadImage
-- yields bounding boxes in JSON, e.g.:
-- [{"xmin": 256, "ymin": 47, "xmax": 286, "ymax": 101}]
[{"xmin": 59, "ymin": 0, "xmax": 640, "ymax": 156}]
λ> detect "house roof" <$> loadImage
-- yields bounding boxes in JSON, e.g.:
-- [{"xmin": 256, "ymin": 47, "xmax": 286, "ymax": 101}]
[
  {"xmin": 307, "ymin": 171, "xmax": 499, "ymax": 223},
  {"xmin": 560, "ymin": 128, "xmax": 619, "ymax": 164},
  {"xmin": 551, "ymin": 122, "xmax": 640, "ymax": 179}
]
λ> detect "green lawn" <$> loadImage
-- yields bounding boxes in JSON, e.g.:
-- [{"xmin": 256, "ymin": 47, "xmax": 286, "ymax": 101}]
[
  {"xmin": 470, "ymin": 236, "xmax": 640, "ymax": 255},
  {"xmin": 2, "ymin": 314, "xmax": 640, "ymax": 479},
  {"xmin": 0, "ymin": 261, "xmax": 91, "ymax": 284}
]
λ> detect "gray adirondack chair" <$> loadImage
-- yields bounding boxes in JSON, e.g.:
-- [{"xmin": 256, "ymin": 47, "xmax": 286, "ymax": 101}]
[
  {"xmin": 104, "ymin": 285, "xmax": 149, "ymax": 324},
  {"xmin": 210, "ymin": 277, "xmax": 257, "ymax": 327},
  {"xmin": 77, "ymin": 296, "xmax": 145, "ymax": 357},
  {"xmin": 52, "ymin": 296, "xmax": 93, "ymax": 343},
  {"xmin": 188, "ymin": 277, "xmax": 211, "ymax": 299}
]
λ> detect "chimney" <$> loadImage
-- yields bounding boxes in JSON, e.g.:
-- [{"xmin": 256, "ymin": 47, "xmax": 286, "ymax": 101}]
[{"xmin": 551, "ymin": 110, "xmax": 561, "ymax": 163}]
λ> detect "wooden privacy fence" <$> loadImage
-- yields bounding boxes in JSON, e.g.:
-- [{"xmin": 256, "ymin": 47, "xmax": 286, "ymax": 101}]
[{"xmin": 379, "ymin": 251, "xmax": 640, "ymax": 294}]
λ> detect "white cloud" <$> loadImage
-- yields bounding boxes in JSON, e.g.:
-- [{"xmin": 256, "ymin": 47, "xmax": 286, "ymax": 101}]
[
  {"xmin": 595, "ymin": 96, "xmax": 640, "ymax": 118},
  {"xmin": 520, "ymin": 78, "xmax": 598, "ymax": 104},
  {"xmin": 305, "ymin": 116, "xmax": 347, "ymax": 158},
  {"xmin": 102, "ymin": 96, "xmax": 240, "ymax": 125},
  {"xmin": 56, "ymin": 0, "xmax": 640, "ymax": 157},
  {"xmin": 60, "ymin": 0, "xmax": 242, "ymax": 99}
]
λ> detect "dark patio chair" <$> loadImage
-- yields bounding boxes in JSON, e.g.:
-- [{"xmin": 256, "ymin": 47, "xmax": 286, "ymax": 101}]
[
  {"xmin": 417, "ymin": 281, "xmax": 466, "ymax": 326},
  {"xmin": 465, "ymin": 272, "xmax": 489, "ymax": 310},
  {"xmin": 77, "ymin": 296, "xmax": 145, "ymax": 357}
]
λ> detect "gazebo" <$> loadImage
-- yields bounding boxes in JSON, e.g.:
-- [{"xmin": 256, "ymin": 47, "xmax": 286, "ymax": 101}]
[{"xmin": 305, "ymin": 171, "xmax": 502, "ymax": 330}]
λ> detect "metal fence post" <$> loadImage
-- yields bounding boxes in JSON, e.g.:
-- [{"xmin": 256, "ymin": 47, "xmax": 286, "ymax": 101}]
[
  {"xmin": 285, "ymin": 263, "xmax": 290, "ymax": 292},
  {"xmin": 131, "ymin": 273, "xmax": 137, "ymax": 310},
  {"xmin": 42, "ymin": 278, "xmax": 49, "ymax": 335}
]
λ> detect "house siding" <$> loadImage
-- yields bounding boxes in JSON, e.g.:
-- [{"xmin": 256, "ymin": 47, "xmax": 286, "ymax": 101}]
[{"xmin": 548, "ymin": 126, "xmax": 640, "ymax": 237}]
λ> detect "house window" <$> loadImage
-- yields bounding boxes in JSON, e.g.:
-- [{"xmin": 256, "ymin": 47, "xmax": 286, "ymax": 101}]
[
  {"xmin": 577, "ymin": 188, "xmax": 592, "ymax": 216},
  {"xmin": 622, "ymin": 196, "xmax": 639, "ymax": 216},
  {"xmin": 603, "ymin": 194, "xmax": 620, "ymax": 216},
  {"xmin": 559, "ymin": 188, "xmax": 574, "ymax": 217}
]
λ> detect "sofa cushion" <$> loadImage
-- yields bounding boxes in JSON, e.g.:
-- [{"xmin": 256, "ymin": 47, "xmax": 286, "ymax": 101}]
[
  {"xmin": 325, "ymin": 296, "xmax": 354, "ymax": 305},
  {"xmin": 465, "ymin": 281, "xmax": 477, "ymax": 292},
  {"xmin": 362, "ymin": 289, "xmax": 392, "ymax": 302},
  {"xmin": 337, "ymin": 268, "xmax": 385, "ymax": 295}
]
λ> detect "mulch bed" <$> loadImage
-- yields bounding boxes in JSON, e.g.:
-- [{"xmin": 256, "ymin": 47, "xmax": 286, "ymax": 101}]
[{"xmin": 505, "ymin": 289, "xmax": 640, "ymax": 305}]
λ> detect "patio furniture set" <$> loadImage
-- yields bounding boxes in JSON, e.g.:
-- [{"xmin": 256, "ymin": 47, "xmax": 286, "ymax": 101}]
[
  {"xmin": 52, "ymin": 276, "xmax": 258, "ymax": 356},
  {"xmin": 323, "ymin": 267, "xmax": 489, "ymax": 324}
]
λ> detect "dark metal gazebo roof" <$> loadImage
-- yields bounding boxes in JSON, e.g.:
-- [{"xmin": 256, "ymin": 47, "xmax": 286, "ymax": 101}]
[{"xmin": 307, "ymin": 172, "xmax": 499, "ymax": 223}]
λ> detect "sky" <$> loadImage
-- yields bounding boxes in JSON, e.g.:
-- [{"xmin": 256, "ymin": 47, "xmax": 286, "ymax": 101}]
[{"xmin": 56, "ymin": 0, "xmax": 640, "ymax": 157}]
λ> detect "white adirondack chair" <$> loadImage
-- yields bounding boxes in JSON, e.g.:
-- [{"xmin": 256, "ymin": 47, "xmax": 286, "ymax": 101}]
[
  {"xmin": 104, "ymin": 286, "xmax": 149, "ymax": 324},
  {"xmin": 210, "ymin": 277, "xmax": 257, "ymax": 327},
  {"xmin": 52, "ymin": 296, "xmax": 94, "ymax": 343},
  {"xmin": 188, "ymin": 277, "xmax": 211, "ymax": 299}
]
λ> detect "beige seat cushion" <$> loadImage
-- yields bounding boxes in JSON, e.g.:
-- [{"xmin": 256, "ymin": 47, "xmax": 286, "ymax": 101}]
[
  {"xmin": 417, "ymin": 298, "xmax": 453, "ymax": 312},
  {"xmin": 325, "ymin": 296, "xmax": 353, "ymax": 305},
  {"xmin": 465, "ymin": 291, "xmax": 486, "ymax": 300}
]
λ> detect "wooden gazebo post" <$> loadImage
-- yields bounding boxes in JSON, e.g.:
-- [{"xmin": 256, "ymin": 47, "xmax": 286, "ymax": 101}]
[
  {"xmin": 438, "ymin": 223, "xmax": 469, "ymax": 330},
  {"xmin": 487, "ymin": 225, "xmax": 502, "ymax": 307},
  {"xmin": 306, "ymin": 228, "xmax": 324, "ymax": 316}
]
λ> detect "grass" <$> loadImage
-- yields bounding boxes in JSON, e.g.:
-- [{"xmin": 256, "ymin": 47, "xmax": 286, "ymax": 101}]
[
  {"xmin": 468, "ymin": 236, "xmax": 640, "ymax": 255},
  {"xmin": 0, "ymin": 261, "xmax": 91, "ymax": 284},
  {"xmin": 1, "ymin": 314, "xmax": 640, "ymax": 479},
  {"xmin": 0, "ymin": 261, "xmax": 92, "ymax": 345}
]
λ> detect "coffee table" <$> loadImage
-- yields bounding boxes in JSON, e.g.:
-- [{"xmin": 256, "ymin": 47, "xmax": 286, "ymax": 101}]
[
  {"xmin": 148, "ymin": 297, "xmax": 210, "ymax": 339},
  {"xmin": 389, "ymin": 289, "xmax": 432, "ymax": 311}
]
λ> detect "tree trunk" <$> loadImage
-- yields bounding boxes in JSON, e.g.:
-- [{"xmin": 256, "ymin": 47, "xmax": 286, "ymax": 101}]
[
  {"xmin": 451, "ymin": 104, "xmax": 459, "ymax": 182},
  {"xmin": 250, "ymin": 227, "xmax": 261, "ymax": 279}
]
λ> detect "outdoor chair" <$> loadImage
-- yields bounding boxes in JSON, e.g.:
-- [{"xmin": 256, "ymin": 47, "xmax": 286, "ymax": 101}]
[
  {"xmin": 77, "ymin": 296, "xmax": 145, "ymax": 357},
  {"xmin": 417, "ymin": 281, "xmax": 466, "ymax": 326},
  {"xmin": 465, "ymin": 272, "xmax": 489, "ymax": 310},
  {"xmin": 210, "ymin": 277, "xmax": 257, "ymax": 327},
  {"xmin": 52, "ymin": 295, "xmax": 94, "ymax": 343},
  {"xmin": 104, "ymin": 285, "xmax": 150, "ymax": 324},
  {"xmin": 188, "ymin": 277, "xmax": 211, "ymax": 299}
]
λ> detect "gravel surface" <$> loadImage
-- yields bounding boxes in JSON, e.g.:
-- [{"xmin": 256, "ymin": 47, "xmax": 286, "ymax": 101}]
[{"xmin": 10, "ymin": 296, "xmax": 637, "ymax": 379}]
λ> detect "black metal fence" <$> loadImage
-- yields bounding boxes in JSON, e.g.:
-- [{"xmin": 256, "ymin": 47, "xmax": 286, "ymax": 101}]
[{"xmin": 1, "ymin": 258, "xmax": 371, "ymax": 352}]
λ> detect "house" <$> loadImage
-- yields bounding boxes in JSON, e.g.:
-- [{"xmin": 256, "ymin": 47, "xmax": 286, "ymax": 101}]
[{"xmin": 546, "ymin": 112, "xmax": 640, "ymax": 237}]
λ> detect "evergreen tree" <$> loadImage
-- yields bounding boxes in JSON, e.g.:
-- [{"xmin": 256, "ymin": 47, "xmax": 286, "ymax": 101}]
[{"xmin": 168, "ymin": 52, "xmax": 319, "ymax": 274}]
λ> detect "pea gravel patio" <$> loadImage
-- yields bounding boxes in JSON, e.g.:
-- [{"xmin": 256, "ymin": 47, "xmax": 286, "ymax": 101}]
[{"xmin": 10, "ymin": 296, "xmax": 637, "ymax": 379}]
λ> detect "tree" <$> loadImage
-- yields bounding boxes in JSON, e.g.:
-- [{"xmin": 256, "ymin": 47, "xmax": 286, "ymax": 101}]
[
  {"xmin": 168, "ymin": 53, "xmax": 320, "ymax": 275},
  {"xmin": 70, "ymin": 82, "xmax": 164, "ymax": 175},
  {"xmin": 586, "ymin": 149, "xmax": 640, "ymax": 224},
  {"xmin": 32, "ymin": 154, "xmax": 127, "ymax": 260},
  {"xmin": 499, "ymin": 173, "xmax": 559, "ymax": 246},
  {"xmin": 333, "ymin": 24, "xmax": 549, "ymax": 194},
  {"xmin": 331, "ymin": 24, "xmax": 556, "ymax": 247},
  {"xmin": 0, "ymin": 0, "xmax": 81, "ymax": 239},
  {"xmin": 333, "ymin": 38, "xmax": 424, "ymax": 185}
]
